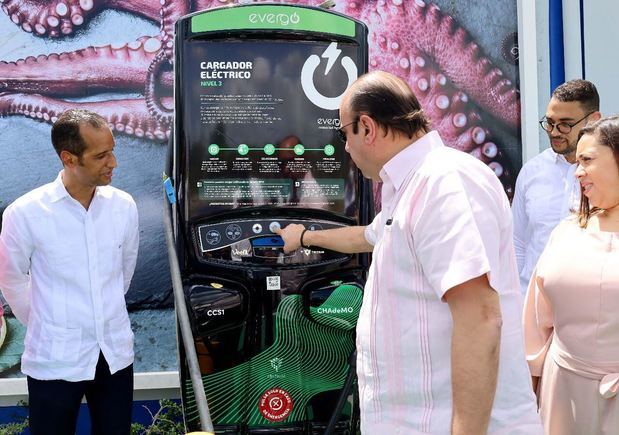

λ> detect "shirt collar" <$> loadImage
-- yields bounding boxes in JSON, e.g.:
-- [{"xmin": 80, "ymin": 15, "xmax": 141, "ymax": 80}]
[
  {"xmin": 48, "ymin": 170, "xmax": 103, "ymax": 204},
  {"xmin": 48, "ymin": 171, "xmax": 70, "ymax": 203},
  {"xmin": 552, "ymin": 149, "xmax": 575, "ymax": 166},
  {"xmin": 380, "ymin": 130, "xmax": 444, "ymax": 191}
]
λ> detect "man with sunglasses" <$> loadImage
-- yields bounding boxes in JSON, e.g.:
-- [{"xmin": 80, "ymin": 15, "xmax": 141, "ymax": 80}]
[
  {"xmin": 277, "ymin": 71, "xmax": 542, "ymax": 434},
  {"xmin": 512, "ymin": 80, "xmax": 600, "ymax": 294}
]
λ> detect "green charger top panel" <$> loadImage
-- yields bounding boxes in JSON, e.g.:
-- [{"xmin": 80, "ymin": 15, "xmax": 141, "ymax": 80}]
[{"xmin": 191, "ymin": 5, "xmax": 356, "ymax": 37}]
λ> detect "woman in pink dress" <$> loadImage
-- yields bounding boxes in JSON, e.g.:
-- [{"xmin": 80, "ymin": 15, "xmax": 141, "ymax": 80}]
[{"xmin": 524, "ymin": 115, "xmax": 619, "ymax": 435}]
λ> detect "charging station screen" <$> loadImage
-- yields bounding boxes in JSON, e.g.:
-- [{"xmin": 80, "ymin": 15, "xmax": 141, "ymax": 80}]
[{"xmin": 181, "ymin": 39, "xmax": 361, "ymax": 219}]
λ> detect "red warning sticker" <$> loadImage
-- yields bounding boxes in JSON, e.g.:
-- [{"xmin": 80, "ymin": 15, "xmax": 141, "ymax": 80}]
[{"xmin": 258, "ymin": 387, "xmax": 294, "ymax": 422}]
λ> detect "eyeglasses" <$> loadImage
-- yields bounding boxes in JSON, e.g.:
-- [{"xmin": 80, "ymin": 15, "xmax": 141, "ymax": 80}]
[
  {"xmin": 539, "ymin": 112, "xmax": 593, "ymax": 134},
  {"xmin": 337, "ymin": 119, "xmax": 358, "ymax": 142}
]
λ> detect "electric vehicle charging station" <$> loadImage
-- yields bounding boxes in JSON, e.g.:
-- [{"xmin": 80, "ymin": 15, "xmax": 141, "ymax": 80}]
[{"xmin": 167, "ymin": 4, "xmax": 370, "ymax": 433}]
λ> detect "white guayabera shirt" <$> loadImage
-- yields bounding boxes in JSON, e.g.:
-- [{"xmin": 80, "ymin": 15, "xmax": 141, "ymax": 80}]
[
  {"xmin": 0, "ymin": 172, "xmax": 139, "ymax": 381},
  {"xmin": 357, "ymin": 131, "xmax": 542, "ymax": 434}
]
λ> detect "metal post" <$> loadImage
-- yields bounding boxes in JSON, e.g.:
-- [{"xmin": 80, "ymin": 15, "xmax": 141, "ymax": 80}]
[{"xmin": 163, "ymin": 197, "xmax": 214, "ymax": 433}]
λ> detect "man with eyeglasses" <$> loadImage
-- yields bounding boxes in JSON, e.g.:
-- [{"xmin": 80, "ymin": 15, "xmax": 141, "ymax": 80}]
[
  {"xmin": 276, "ymin": 71, "xmax": 542, "ymax": 434},
  {"xmin": 512, "ymin": 80, "xmax": 600, "ymax": 294}
]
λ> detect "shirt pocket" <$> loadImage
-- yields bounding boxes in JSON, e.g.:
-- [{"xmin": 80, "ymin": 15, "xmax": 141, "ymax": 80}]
[
  {"xmin": 38, "ymin": 322, "xmax": 82, "ymax": 365},
  {"xmin": 99, "ymin": 235, "xmax": 123, "ymax": 280}
]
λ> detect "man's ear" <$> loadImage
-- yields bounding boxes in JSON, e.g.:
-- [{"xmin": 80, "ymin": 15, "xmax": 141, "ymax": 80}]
[
  {"xmin": 358, "ymin": 114, "xmax": 375, "ymax": 143},
  {"xmin": 60, "ymin": 150, "xmax": 77, "ymax": 168},
  {"xmin": 590, "ymin": 111, "xmax": 602, "ymax": 122}
]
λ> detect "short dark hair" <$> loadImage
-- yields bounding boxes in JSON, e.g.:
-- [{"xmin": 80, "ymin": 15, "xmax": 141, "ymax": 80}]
[
  {"xmin": 552, "ymin": 79, "xmax": 600, "ymax": 114},
  {"xmin": 345, "ymin": 71, "xmax": 430, "ymax": 139},
  {"xmin": 577, "ymin": 115, "xmax": 619, "ymax": 228},
  {"xmin": 51, "ymin": 109, "xmax": 108, "ymax": 158}
]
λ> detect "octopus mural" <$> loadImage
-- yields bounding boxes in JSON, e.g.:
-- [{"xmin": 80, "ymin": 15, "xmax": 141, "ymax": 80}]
[
  {"xmin": 0, "ymin": 0, "xmax": 520, "ymax": 373},
  {"xmin": 0, "ymin": 300, "xmax": 26, "ymax": 373},
  {"xmin": 0, "ymin": 0, "xmax": 520, "ymax": 193}
]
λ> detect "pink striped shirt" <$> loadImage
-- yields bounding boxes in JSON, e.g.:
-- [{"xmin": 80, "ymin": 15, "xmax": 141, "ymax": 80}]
[{"xmin": 357, "ymin": 131, "xmax": 541, "ymax": 434}]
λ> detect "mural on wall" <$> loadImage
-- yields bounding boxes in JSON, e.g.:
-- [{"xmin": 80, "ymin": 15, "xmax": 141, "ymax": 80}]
[{"xmin": 0, "ymin": 0, "xmax": 520, "ymax": 375}]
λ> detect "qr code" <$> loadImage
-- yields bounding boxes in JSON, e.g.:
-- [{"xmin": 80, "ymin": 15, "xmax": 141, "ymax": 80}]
[{"xmin": 266, "ymin": 276, "xmax": 281, "ymax": 291}]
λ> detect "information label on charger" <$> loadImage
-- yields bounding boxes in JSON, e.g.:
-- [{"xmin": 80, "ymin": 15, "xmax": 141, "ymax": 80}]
[
  {"xmin": 266, "ymin": 276, "xmax": 281, "ymax": 291},
  {"xmin": 182, "ymin": 39, "xmax": 361, "ymax": 219}
]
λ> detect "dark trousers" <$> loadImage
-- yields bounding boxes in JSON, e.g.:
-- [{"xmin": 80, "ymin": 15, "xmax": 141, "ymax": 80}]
[{"xmin": 27, "ymin": 352, "xmax": 133, "ymax": 435}]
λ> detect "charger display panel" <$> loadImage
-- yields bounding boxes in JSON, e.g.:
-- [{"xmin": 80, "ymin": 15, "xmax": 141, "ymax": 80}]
[{"xmin": 179, "ymin": 38, "xmax": 362, "ymax": 220}]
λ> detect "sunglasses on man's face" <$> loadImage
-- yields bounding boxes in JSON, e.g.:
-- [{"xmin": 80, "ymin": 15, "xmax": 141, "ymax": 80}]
[{"xmin": 337, "ymin": 120, "xmax": 358, "ymax": 142}]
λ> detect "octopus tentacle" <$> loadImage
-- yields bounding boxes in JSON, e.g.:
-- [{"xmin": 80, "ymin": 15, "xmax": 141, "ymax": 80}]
[
  {"xmin": 0, "ymin": 36, "xmax": 172, "ymax": 96},
  {"xmin": 1, "ymin": 0, "xmax": 101, "ymax": 37},
  {"xmin": 0, "ymin": 92, "xmax": 171, "ymax": 140},
  {"xmin": 403, "ymin": 50, "xmax": 486, "ymax": 152},
  {"xmin": 0, "ymin": 0, "xmax": 172, "ymax": 37},
  {"xmin": 371, "ymin": 41, "xmax": 512, "ymax": 189},
  {"xmin": 159, "ymin": 0, "xmax": 191, "ymax": 60},
  {"xmin": 352, "ymin": 0, "xmax": 520, "ymax": 130},
  {"xmin": 145, "ymin": 49, "xmax": 174, "ymax": 124}
]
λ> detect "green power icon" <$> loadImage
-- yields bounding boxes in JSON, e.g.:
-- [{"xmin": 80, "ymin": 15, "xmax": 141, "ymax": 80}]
[
  {"xmin": 294, "ymin": 144, "xmax": 305, "ymax": 155},
  {"xmin": 264, "ymin": 144, "xmax": 276, "ymax": 155},
  {"xmin": 208, "ymin": 144, "xmax": 220, "ymax": 156},
  {"xmin": 237, "ymin": 144, "xmax": 249, "ymax": 155}
]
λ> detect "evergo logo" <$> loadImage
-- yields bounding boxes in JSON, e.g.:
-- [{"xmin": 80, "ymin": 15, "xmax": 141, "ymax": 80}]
[
  {"xmin": 317, "ymin": 118, "xmax": 340, "ymax": 126},
  {"xmin": 249, "ymin": 12, "xmax": 300, "ymax": 26}
]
